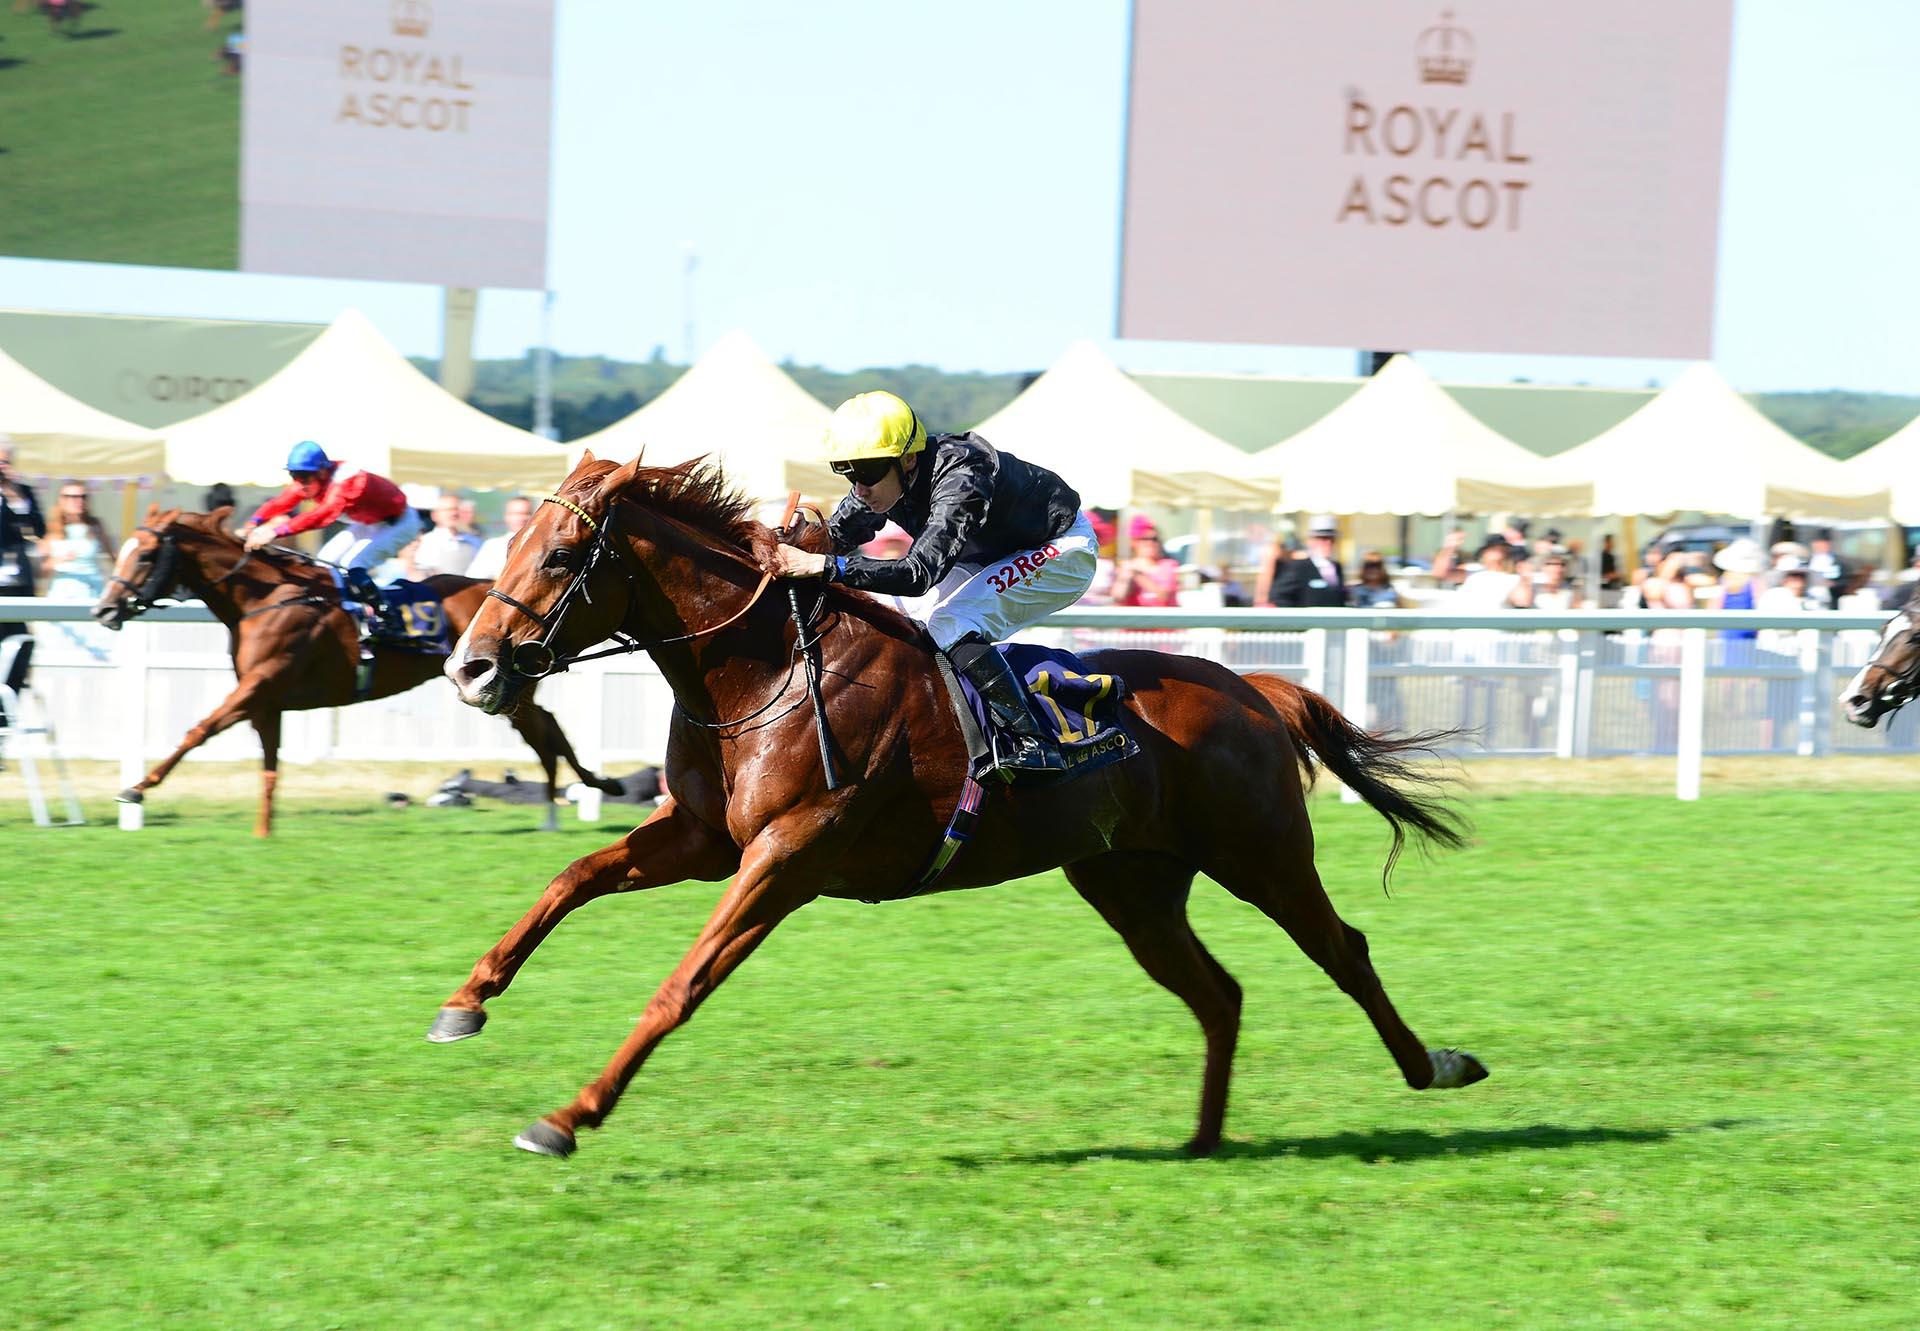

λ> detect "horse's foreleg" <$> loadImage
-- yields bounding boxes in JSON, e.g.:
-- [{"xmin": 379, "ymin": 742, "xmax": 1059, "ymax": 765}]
[
  {"xmin": 252, "ymin": 711, "xmax": 282, "ymax": 838},
  {"xmin": 1212, "ymin": 841, "xmax": 1487, "ymax": 1094},
  {"xmin": 121, "ymin": 678, "xmax": 273, "ymax": 803},
  {"xmin": 514, "ymin": 835, "xmax": 811, "ymax": 1157},
  {"xmin": 428, "ymin": 796, "xmax": 739, "ymax": 1041},
  {"xmin": 1066, "ymin": 852, "xmax": 1241, "ymax": 1156}
]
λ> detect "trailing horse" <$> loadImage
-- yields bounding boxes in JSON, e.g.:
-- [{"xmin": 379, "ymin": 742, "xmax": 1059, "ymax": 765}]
[
  {"xmin": 92, "ymin": 507, "xmax": 622, "ymax": 836},
  {"xmin": 435, "ymin": 456, "xmax": 1486, "ymax": 1157},
  {"xmin": 1841, "ymin": 605, "xmax": 1920, "ymax": 729}
]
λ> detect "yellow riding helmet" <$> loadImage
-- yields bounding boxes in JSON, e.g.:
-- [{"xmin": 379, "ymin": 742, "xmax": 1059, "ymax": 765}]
[{"xmin": 822, "ymin": 391, "xmax": 927, "ymax": 463}]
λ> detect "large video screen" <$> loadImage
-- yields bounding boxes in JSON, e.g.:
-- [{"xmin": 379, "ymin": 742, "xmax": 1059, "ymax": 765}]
[
  {"xmin": 1119, "ymin": 1, "xmax": 1734, "ymax": 358},
  {"xmin": 0, "ymin": 0, "xmax": 552, "ymax": 289}
]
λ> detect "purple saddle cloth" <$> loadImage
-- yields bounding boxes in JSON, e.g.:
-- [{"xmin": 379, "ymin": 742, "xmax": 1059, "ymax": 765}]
[{"xmin": 952, "ymin": 642, "xmax": 1139, "ymax": 780}]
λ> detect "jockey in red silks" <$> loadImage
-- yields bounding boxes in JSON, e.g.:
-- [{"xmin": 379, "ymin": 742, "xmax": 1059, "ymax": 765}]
[
  {"xmin": 241, "ymin": 441, "xmax": 425, "ymax": 629},
  {"xmin": 241, "ymin": 441, "xmax": 423, "ymax": 573}
]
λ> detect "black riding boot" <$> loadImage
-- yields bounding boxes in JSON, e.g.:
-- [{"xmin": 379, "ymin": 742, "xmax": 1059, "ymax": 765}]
[
  {"xmin": 346, "ymin": 569, "xmax": 398, "ymax": 641},
  {"xmin": 945, "ymin": 634, "xmax": 1069, "ymax": 781}
]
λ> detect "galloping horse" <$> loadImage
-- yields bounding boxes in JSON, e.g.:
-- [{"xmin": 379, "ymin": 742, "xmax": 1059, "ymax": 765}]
[
  {"xmin": 91, "ymin": 507, "xmax": 622, "ymax": 836},
  {"xmin": 1841, "ymin": 605, "xmax": 1920, "ymax": 729},
  {"xmin": 436, "ymin": 456, "xmax": 1487, "ymax": 1158}
]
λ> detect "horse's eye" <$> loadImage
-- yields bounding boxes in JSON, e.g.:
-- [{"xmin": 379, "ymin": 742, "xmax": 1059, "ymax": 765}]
[{"xmin": 544, "ymin": 548, "xmax": 575, "ymax": 572}]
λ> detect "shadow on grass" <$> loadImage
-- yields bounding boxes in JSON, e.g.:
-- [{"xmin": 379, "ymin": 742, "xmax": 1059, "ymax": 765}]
[
  {"xmin": 949, "ymin": 1119, "xmax": 1752, "ymax": 1168},
  {"xmin": 65, "ymin": 27, "xmax": 121, "ymax": 40}
]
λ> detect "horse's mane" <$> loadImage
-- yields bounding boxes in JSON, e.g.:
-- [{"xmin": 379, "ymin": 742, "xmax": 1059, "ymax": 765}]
[
  {"xmin": 574, "ymin": 453, "xmax": 834, "ymax": 577},
  {"xmin": 574, "ymin": 453, "xmax": 923, "ymax": 642}
]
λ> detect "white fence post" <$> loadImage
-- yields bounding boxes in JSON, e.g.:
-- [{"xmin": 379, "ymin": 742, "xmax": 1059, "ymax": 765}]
[
  {"xmin": 1301, "ymin": 628, "xmax": 1328, "ymax": 698},
  {"xmin": 1676, "ymin": 627, "xmax": 1707, "ymax": 801},
  {"xmin": 1572, "ymin": 630, "xmax": 1599, "ymax": 758},
  {"xmin": 117, "ymin": 620, "xmax": 151, "ymax": 830},
  {"xmin": 1341, "ymin": 627, "xmax": 1370, "ymax": 804},
  {"xmin": 1554, "ymin": 630, "xmax": 1579, "ymax": 759}
]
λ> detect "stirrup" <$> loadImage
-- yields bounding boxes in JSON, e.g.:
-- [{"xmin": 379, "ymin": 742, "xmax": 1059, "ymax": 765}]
[{"xmin": 983, "ymin": 729, "xmax": 1071, "ymax": 782}]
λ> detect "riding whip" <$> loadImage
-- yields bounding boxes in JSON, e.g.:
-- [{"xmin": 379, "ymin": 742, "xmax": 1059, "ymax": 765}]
[{"xmin": 780, "ymin": 491, "xmax": 841, "ymax": 790}]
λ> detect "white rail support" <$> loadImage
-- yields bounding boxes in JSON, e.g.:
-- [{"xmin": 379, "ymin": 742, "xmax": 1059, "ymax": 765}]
[
  {"xmin": 1340, "ymin": 627, "xmax": 1371, "ymax": 804},
  {"xmin": 1676, "ymin": 628, "xmax": 1708, "ymax": 801},
  {"xmin": 116, "ymin": 620, "xmax": 150, "ymax": 831}
]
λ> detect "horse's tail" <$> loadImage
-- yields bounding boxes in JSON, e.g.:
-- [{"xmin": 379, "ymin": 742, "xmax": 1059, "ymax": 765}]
[{"xmin": 1248, "ymin": 673, "xmax": 1468, "ymax": 887}]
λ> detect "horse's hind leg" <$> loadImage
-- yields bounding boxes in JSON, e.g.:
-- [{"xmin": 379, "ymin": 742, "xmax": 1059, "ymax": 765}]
[
  {"xmin": 251, "ymin": 711, "xmax": 281, "ymax": 839},
  {"xmin": 1209, "ymin": 837, "xmax": 1486, "ymax": 1094},
  {"xmin": 1065, "ymin": 851, "xmax": 1242, "ymax": 1156},
  {"xmin": 507, "ymin": 701, "xmax": 624, "ymax": 813},
  {"xmin": 427, "ymin": 796, "xmax": 739, "ymax": 1042}
]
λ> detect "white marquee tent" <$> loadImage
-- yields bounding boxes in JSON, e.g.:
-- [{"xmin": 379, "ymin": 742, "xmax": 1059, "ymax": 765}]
[
  {"xmin": 972, "ymin": 342, "xmax": 1277, "ymax": 510},
  {"xmin": 1538, "ymin": 364, "xmax": 1889, "ymax": 518},
  {"xmin": 1837, "ymin": 413, "xmax": 1920, "ymax": 526},
  {"xmin": 0, "ymin": 347, "xmax": 164, "ymax": 479},
  {"xmin": 566, "ymin": 330, "xmax": 836, "ymax": 504},
  {"xmin": 163, "ymin": 309, "xmax": 565, "ymax": 492},
  {"xmin": 1238, "ymin": 355, "xmax": 1592, "ymax": 516}
]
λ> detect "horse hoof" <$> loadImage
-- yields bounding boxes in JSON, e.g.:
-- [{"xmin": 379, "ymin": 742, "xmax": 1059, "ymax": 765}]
[
  {"xmin": 425, "ymin": 1007, "xmax": 487, "ymax": 1043},
  {"xmin": 1427, "ymin": 1047, "xmax": 1490, "ymax": 1089},
  {"xmin": 514, "ymin": 1120, "xmax": 576, "ymax": 1157},
  {"xmin": 116, "ymin": 788, "xmax": 144, "ymax": 805}
]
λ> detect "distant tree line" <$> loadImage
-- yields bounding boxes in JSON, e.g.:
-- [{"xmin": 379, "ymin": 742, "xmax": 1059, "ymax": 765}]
[{"xmin": 414, "ymin": 352, "xmax": 1916, "ymax": 457}]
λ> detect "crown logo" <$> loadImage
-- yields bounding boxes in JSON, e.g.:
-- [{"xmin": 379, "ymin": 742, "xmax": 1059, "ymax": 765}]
[
  {"xmin": 392, "ymin": 0, "xmax": 431, "ymax": 39},
  {"xmin": 1416, "ymin": 10, "xmax": 1473, "ymax": 86}
]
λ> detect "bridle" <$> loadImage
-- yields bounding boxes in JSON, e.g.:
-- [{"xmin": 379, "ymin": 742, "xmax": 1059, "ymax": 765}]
[
  {"xmin": 107, "ymin": 526, "xmax": 326, "ymax": 618},
  {"xmin": 1859, "ymin": 614, "xmax": 1920, "ymax": 715},
  {"xmin": 106, "ymin": 526, "xmax": 258, "ymax": 617},
  {"xmin": 484, "ymin": 491, "xmax": 780, "ymax": 681}
]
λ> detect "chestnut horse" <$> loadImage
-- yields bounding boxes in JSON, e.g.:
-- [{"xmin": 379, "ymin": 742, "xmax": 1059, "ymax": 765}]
[
  {"xmin": 91, "ymin": 507, "xmax": 621, "ymax": 836},
  {"xmin": 1841, "ymin": 605, "xmax": 1920, "ymax": 729},
  {"xmin": 436, "ymin": 456, "xmax": 1487, "ymax": 1158}
]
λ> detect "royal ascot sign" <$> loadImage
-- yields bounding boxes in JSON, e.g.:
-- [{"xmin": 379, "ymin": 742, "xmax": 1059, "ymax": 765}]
[
  {"xmin": 1119, "ymin": 2, "xmax": 1733, "ymax": 358},
  {"xmin": 241, "ymin": 0, "xmax": 555, "ymax": 289}
]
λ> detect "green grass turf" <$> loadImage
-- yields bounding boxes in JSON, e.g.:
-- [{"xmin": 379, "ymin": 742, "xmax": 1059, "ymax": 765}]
[
  {"xmin": 3, "ymin": 790, "xmax": 1916, "ymax": 1328},
  {"xmin": 0, "ymin": 0, "xmax": 240, "ymax": 268}
]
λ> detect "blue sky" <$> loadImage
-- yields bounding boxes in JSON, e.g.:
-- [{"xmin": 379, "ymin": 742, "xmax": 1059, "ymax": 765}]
[{"xmin": 2, "ymin": 0, "xmax": 1915, "ymax": 393}]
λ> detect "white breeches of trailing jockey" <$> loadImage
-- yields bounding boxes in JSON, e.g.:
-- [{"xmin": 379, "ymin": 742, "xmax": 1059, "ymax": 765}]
[{"xmin": 317, "ymin": 507, "xmax": 424, "ymax": 575}]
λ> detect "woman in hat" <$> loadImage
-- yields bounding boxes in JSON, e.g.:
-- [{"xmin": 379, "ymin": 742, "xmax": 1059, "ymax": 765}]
[
  {"xmin": 1112, "ymin": 513, "xmax": 1182, "ymax": 608},
  {"xmin": 1708, "ymin": 538, "xmax": 1766, "ymax": 642}
]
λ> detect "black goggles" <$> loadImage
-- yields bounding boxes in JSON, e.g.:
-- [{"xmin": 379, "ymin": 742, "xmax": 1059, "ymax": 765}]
[
  {"xmin": 289, "ymin": 470, "xmax": 319, "ymax": 483},
  {"xmin": 831, "ymin": 456, "xmax": 896, "ymax": 487}
]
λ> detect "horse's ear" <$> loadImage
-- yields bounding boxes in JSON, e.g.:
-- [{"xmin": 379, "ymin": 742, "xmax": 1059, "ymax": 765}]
[
  {"xmin": 593, "ymin": 455, "xmax": 644, "ymax": 507},
  {"xmin": 144, "ymin": 503, "xmax": 162, "ymax": 523},
  {"xmin": 577, "ymin": 448, "xmax": 595, "ymax": 466},
  {"xmin": 208, "ymin": 504, "xmax": 235, "ymax": 532}
]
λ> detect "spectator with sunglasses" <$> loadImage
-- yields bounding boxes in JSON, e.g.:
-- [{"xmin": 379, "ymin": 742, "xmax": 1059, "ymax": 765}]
[
  {"xmin": 768, "ymin": 391, "xmax": 1094, "ymax": 779},
  {"xmin": 241, "ymin": 441, "xmax": 423, "ymax": 624}
]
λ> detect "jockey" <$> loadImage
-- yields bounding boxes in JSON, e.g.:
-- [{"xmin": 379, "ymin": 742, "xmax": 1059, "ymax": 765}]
[
  {"xmin": 771, "ymin": 391, "xmax": 1097, "ymax": 778},
  {"xmin": 241, "ymin": 441, "xmax": 424, "ymax": 628}
]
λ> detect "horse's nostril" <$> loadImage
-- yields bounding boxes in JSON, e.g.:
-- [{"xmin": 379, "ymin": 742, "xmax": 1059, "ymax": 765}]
[{"xmin": 455, "ymin": 656, "xmax": 497, "ymax": 690}]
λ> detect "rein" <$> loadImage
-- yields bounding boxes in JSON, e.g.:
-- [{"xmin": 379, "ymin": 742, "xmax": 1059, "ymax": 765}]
[
  {"xmin": 110, "ymin": 527, "xmax": 321, "ymax": 619},
  {"xmin": 484, "ymin": 491, "xmax": 779, "ymax": 681},
  {"xmin": 1862, "ymin": 615, "xmax": 1920, "ymax": 711}
]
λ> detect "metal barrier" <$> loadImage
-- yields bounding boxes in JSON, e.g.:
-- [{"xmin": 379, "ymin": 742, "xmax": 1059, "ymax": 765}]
[{"xmin": 4, "ymin": 599, "xmax": 1911, "ymax": 806}]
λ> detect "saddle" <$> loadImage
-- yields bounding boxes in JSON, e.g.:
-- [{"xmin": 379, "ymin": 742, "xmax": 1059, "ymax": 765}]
[
  {"xmin": 934, "ymin": 640, "xmax": 1139, "ymax": 786},
  {"xmin": 330, "ymin": 571, "xmax": 452, "ymax": 654}
]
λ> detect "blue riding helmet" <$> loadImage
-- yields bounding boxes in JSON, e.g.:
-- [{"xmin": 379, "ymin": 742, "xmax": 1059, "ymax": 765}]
[{"xmin": 286, "ymin": 440, "xmax": 332, "ymax": 473}]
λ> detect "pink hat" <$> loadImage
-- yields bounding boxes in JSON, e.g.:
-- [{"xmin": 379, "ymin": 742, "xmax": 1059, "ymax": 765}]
[
  {"xmin": 1085, "ymin": 510, "xmax": 1116, "ymax": 546},
  {"xmin": 1128, "ymin": 513, "xmax": 1160, "ymax": 541}
]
